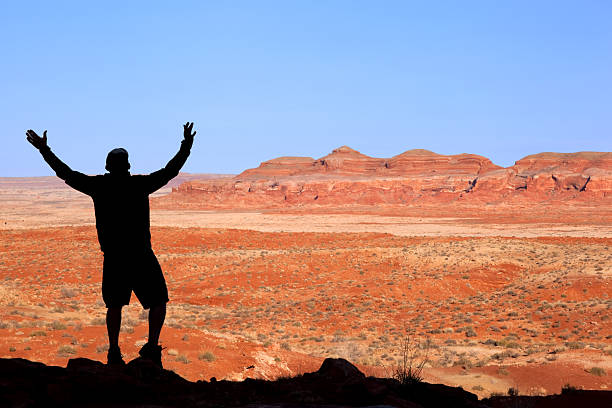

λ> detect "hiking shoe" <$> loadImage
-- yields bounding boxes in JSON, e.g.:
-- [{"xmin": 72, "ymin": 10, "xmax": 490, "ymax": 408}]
[
  {"xmin": 107, "ymin": 345, "xmax": 125, "ymax": 366},
  {"xmin": 139, "ymin": 342, "xmax": 163, "ymax": 368}
]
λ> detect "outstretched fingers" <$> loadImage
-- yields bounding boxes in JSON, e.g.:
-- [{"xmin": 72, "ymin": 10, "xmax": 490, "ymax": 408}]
[
  {"xmin": 26, "ymin": 129, "xmax": 38, "ymax": 144},
  {"xmin": 26, "ymin": 129, "xmax": 48, "ymax": 149},
  {"xmin": 183, "ymin": 122, "xmax": 196, "ymax": 140}
]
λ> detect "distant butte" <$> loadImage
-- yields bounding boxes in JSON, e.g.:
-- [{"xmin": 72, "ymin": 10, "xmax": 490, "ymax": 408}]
[{"xmin": 153, "ymin": 147, "xmax": 612, "ymax": 214}]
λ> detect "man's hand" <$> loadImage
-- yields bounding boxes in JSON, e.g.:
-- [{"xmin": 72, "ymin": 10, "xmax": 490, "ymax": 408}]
[
  {"xmin": 26, "ymin": 129, "xmax": 48, "ymax": 150},
  {"xmin": 183, "ymin": 122, "xmax": 196, "ymax": 143}
]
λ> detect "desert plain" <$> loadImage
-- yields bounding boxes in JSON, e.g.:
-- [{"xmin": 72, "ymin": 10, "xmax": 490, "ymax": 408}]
[{"xmin": 0, "ymin": 148, "xmax": 611, "ymax": 398}]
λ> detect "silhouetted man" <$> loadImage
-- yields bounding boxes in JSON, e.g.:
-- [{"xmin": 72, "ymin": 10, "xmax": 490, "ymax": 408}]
[{"xmin": 26, "ymin": 122, "xmax": 196, "ymax": 367}]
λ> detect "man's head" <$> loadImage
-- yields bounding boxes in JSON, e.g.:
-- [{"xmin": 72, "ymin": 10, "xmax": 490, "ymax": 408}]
[{"xmin": 105, "ymin": 148, "xmax": 130, "ymax": 173}]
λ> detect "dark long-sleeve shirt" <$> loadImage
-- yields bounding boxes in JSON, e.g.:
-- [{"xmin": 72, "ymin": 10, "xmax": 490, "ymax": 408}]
[{"xmin": 39, "ymin": 140, "xmax": 192, "ymax": 253}]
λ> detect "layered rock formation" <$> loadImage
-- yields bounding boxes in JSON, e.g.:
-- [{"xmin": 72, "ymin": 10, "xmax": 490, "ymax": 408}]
[{"xmin": 153, "ymin": 148, "xmax": 612, "ymax": 214}]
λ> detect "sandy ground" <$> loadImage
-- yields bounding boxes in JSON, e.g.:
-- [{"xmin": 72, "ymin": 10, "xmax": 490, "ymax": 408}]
[{"xmin": 1, "ymin": 181, "xmax": 610, "ymax": 237}]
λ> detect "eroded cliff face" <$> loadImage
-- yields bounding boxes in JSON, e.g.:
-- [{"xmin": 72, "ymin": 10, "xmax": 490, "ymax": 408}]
[
  {"xmin": 473, "ymin": 152, "xmax": 612, "ymax": 197},
  {"xmin": 153, "ymin": 148, "xmax": 612, "ymax": 211}
]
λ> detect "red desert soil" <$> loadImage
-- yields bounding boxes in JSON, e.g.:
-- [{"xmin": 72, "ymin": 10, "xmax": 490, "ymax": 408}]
[
  {"xmin": 1, "ymin": 226, "xmax": 610, "ymax": 397},
  {"xmin": 0, "ymin": 148, "xmax": 610, "ymax": 398}
]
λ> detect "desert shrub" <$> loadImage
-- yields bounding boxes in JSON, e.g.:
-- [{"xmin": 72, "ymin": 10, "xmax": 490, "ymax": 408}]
[
  {"xmin": 30, "ymin": 330, "xmax": 47, "ymax": 337},
  {"xmin": 58, "ymin": 345, "xmax": 76, "ymax": 356},
  {"xmin": 588, "ymin": 367, "xmax": 606, "ymax": 376},
  {"xmin": 176, "ymin": 354, "xmax": 190, "ymax": 364},
  {"xmin": 49, "ymin": 321, "xmax": 67, "ymax": 330},
  {"xmin": 199, "ymin": 351, "xmax": 216, "ymax": 362},
  {"xmin": 392, "ymin": 338, "xmax": 429, "ymax": 386},
  {"xmin": 453, "ymin": 356, "xmax": 473, "ymax": 368},
  {"xmin": 465, "ymin": 328, "xmax": 477, "ymax": 337},
  {"xmin": 566, "ymin": 341, "xmax": 585, "ymax": 350},
  {"xmin": 121, "ymin": 324, "xmax": 134, "ymax": 334},
  {"xmin": 507, "ymin": 387, "xmax": 519, "ymax": 396},
  {"xmin": 96, "ymin": 344, "xmax": 109, "ymax": 353},
  {"xmin": 90, "ymin": 317, "xmax": 106, "ymax": 326},
  {"xmin": 60, "ymin": 287, "xmax": 77, "ymax": 298},
  {"xmin": 472, "ymin": 385, "xmax": 484, "ymax": 391}
]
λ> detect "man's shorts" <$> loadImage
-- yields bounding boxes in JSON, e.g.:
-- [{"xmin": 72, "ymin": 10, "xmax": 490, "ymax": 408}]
[{"xmin": 102, "ymin": 248, "xmax": 169, "ymax": 309}]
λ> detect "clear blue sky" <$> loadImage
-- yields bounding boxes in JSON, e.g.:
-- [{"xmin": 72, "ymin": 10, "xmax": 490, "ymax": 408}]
[{"xmin": 2, "ymin": 1, "xmax": 611, "ymax": 176}]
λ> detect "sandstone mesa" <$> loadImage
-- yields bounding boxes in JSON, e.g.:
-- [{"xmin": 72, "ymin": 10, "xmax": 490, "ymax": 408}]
[{"xmin": 154, "ymin": 147, "xmax": 612, "ymax": 211}]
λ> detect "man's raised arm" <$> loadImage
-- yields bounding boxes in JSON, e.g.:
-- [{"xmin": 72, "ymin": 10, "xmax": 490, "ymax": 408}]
[
  {"xmin": 144, "ymin": 122, "xmax": 196, "ymax": 194},
  {"xmin": 26, "ymin": 129, "xmax": 93, "ymax": 195}
]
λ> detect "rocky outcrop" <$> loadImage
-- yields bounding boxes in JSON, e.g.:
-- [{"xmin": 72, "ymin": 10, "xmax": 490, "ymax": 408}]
[
  {"xmin": 471, "ymin": 153, "xmax": 612, "ymax": 198},
  {"xmin": 0, "ymin": 357, "xmax": 485, "ymax": 407},
  {"xmin": 1, "ymin": 357, "xmax": 609, "ymax": 407},
  {"xmin": 153, "ymin": 148, "xmax": 612, "ymax": 211}
]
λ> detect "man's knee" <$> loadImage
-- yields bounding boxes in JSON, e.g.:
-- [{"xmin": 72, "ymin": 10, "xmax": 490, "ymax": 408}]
[
  {"xmin": 106, "ymin": 306, "xmax": 122, "ymax": 321},
  {"xmin": 148, "ymin": 303, "xmax": 166, "ymax": 314},
  {"xmin": 144, "ymin": 300, "xmax": 167, "ymax": 311}
]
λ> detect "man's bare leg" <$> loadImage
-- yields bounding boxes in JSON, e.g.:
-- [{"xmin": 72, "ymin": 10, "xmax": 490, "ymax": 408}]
[
  {"xmin": 106, "ymin": 306, "xmax": 122, "ymax": 348},
  {"xmin": 106, "ymin": 306, "xmax": 125, "ymax": 364},
  {"xmin": 148, "ymin": 303, "xmax": 166, "ymax": 346}
]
